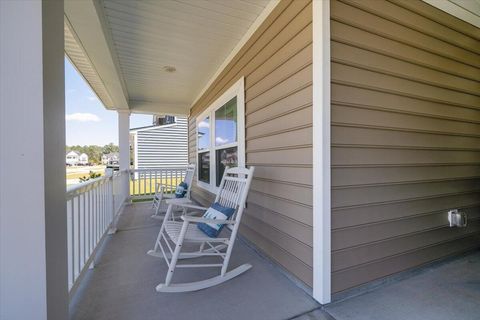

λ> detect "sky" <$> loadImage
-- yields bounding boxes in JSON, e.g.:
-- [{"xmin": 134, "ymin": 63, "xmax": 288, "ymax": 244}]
[{"xmin": 65, "ymin": 58, "xmax": 151, "ymax": 146}]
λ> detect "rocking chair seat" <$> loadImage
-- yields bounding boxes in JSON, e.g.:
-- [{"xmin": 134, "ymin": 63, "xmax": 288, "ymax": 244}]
[
  {"xmin": 165, "ymin": 197, "xmax": 192, "ymax": 206},
  {"xmin": 164, "ymin": 221, "xmax": 228, "ymax": 244}
]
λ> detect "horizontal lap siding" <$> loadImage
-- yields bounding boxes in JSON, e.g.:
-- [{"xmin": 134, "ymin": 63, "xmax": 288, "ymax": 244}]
[
  {"xmin": 188, "ymin": 0, "xmax": 314, "ymax": 286},
  {"xmin": 331, "ymin": 0, "xmax": 480, "ymax": 293},
  {"xmin": 136, "ymin": 118, "xmax": 188, "ymax": 168}
]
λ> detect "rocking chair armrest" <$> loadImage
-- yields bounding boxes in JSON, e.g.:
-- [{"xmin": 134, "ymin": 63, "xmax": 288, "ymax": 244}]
[
  {"xmin": 174, "ymin": 203, "xmax": 208, "ymax": 211},
  {"xmin": 156, "ymin": 184, "xmax": 174, "ymax": 191},
  {"xmin": 181, "ymin": 216, "xmax": 235, "ymax": 225}
]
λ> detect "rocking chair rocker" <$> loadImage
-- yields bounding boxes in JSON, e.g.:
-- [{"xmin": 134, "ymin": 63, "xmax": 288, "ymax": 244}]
[{"xmin": 147, "ymin": 166, "xmax": 255, "ymax": 292}]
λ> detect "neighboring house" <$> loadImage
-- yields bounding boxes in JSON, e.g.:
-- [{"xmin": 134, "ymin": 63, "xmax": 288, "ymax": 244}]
[
  {"xmin": 66, "ymin": 151, "xmax": 79, "ymax": 166},
  {"xmin": 101, "ymin": 152, "xmax": 118, "ymax": 165},
  {"xmin": 78, "ymin": 153, "xmax": 88, "ymax": 166},
  {"xmin": 130, "ymin": 117, "xmax": 188, "ymax": 169}
]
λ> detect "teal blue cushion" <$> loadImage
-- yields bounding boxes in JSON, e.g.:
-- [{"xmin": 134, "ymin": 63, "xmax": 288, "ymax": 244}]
[
  {"xmin": 197, "ymin": 202, "xmax": 235, "ymax": 238},
  {"xmin": 175, "ymin": 182, "xmax": 188, "ymax": 198}
]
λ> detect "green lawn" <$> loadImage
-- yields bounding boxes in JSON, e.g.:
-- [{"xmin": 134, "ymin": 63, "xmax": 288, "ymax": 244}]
[{"xmin": 130, "ymin": 177, "xmax": 182, "ymax": 197}]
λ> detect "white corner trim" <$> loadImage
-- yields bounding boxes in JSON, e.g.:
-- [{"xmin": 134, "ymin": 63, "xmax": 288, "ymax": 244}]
[
  {"xmin": 312, "ymin": 0, "xmax": 331, "ymax": 305},
  {"xmin": 190, "ymin": 0, "xmax": 280, "ymax": 108}
]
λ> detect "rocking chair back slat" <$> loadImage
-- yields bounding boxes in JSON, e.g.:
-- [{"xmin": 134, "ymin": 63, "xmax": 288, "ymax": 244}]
[
  {"xmin": 215, "ymin": 174, "xmax": 247, "ymax": 210},
  {"xmin": 184, "ymin": 164, "xmax": 195, "ymax": 199}
]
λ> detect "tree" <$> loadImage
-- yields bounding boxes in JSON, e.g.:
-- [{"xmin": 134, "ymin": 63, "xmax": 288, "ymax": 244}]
[{"xmin": 102, "ymin": 143, "xmax": 119, "ymax": 155}]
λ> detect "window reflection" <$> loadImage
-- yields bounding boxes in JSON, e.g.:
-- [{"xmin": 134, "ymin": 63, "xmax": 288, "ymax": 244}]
[
  {"xmin": 215, "ymin": 97, "xmax": 237, "ymax": 147},
  {"xmin": 216, "ymin": 147, "xmax": 238, "ymax": 186},
  {"xmin": 198, "ymin": 117, "xmax": 210, "ymax": 151},
  {"xmin": 198, "ymin": 152, "xmax": 210, "ymax": 183}
]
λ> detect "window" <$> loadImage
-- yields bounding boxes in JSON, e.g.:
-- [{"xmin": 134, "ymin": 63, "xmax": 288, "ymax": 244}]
[
  {"xmin": 196, "ymin": 78, "xmax": 245, "ymax": 192},
  {"xmin": 197, "ymin": 117, "xmax": 210, "ymax": 183}
]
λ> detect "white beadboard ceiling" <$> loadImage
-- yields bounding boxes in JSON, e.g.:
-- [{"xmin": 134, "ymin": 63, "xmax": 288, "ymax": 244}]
[{"xmin": 65, "ymin": 0, "xmax": 272, "ymax": 115}]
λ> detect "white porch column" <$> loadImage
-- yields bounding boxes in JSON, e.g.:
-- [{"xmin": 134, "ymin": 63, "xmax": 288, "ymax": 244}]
[
  {"xmin": 0, "ymin": 1, "xmax": 68, "ymax": 319},
  {"xmin": 118, "ymin": 110, "xmax": 131, "ymax": 171}
]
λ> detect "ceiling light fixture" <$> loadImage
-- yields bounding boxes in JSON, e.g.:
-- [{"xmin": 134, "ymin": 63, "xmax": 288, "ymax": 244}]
[{"xmin": 163, "ymin": 66, "xmax": 176, "ymax": 73}]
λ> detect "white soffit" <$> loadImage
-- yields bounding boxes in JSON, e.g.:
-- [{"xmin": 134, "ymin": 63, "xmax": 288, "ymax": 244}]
[
  {"xmin": 65, "ymin": 0, "xmax": 129, "ymax": 110},
  {"xmin": 423, "ymin": 0, "xmax": 480, "ymax": 28},
  {"xmin": 64, "ymin": 20, "xmax": 114, "ymax": 108},
  {"xmin": 99, "ymin": 0, "xmax": 271, "ymax": 111}
]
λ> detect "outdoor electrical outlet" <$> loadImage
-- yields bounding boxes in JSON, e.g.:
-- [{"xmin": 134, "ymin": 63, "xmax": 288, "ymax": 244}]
[{"xmin": 448, "ymin": 209, "xmax": 467, "ymax": 227}]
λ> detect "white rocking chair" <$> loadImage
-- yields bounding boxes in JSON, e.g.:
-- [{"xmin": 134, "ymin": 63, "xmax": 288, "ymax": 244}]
[
  {"xmin": 147, "ymin": 166, "xmax": 255, "ymax": 292},
  {"xmin": 151, "ymin": 164, "xmax": 195, "ymax": 220}
]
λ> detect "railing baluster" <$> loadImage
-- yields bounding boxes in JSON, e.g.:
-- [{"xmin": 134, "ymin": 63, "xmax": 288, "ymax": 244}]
[
  {"xmin": 67, "ymin": 199, "xmax": 73, "ymax": 289},
  {"xmin": 76, "ymin": 196, "xmax": 81, "ymax": 280},
  {"xmin": 82, "ymin": 192, "xmax": 86, "ymax": 266},
  {"xmin": 149, "ymin": 170, "xmax": 152, "ymax": 196},
  {"xmin": 143, "ymin": 171, "xmax": 146, "ymax": 197},
  {"xmin": 100, "ymin": 184, "xmax": 105, "ymax": 234}
]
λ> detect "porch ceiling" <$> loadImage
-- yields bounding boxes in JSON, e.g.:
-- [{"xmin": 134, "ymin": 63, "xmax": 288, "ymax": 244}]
[{"xmin": 64, "ymin": 0, "xmax": 274, "ymax": 115}]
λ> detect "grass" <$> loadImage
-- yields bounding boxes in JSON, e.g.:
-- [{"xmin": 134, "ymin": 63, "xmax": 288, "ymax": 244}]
[
  {"xmin": 66, "ymin": 165, "xmax": 106, "ymax": 180},
  {"xmin": 66, "ymin": 171, "xmax": 105, "ymax": 180},
  {"xmin": 129, "ymin": 177, "xmax": 182, "ymax": 197}
]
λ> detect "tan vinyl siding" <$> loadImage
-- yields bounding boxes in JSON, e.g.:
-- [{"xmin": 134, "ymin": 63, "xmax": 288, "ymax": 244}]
[
  {"xmin": 188, "ymin": 0, "xmax": 313, "ymax": 286},
  {"xmin": 330, "ymin": 0, "xmax": 480, "ymax": 294}
]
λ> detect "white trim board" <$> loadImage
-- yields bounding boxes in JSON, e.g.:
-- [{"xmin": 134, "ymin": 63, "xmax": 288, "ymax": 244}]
[{"xmin": 312, "ymin": 0, "xmax": 332, "ymax": 305}]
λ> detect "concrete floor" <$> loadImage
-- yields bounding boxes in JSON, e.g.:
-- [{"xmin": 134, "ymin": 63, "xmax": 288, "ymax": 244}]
[
  {"xmin": 300, "ymin": 250, "xmax": 480, "ymax": 320},
  {"xmin": 69, "ymin": 202, "xmax": 323, "ymax": 320},
  {"xmin": 70, "ymin": 202, "xmax": 480, "ymax": 320}
]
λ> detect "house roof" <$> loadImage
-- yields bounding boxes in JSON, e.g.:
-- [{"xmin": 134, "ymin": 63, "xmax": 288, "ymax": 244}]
[{"xmin": 130, "ymin": 118, "xmax": 186, "ymax": 133}]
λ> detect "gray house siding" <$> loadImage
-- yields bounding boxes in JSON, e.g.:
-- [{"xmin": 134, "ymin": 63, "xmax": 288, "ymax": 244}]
[
  {"xmin": 330, "ymin": 0, "xmax": 480, "ymax": 294},
  {"xmin": 133, "ymin": 117, "xmax": 188, "ymax": 169}
]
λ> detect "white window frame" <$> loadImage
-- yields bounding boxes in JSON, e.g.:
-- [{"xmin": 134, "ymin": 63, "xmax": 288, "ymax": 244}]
[{"xmin": 196, "ymin": 77, "xmax": 245, "ymax": 193}]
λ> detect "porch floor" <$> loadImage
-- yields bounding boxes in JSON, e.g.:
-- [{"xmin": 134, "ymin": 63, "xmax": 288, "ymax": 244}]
[
  {"xmin": 69, "ymin": 202, "xmax": 323, "ymax": 320},
  {"xmin": 299, "ymin": 250, "xmax": 480, "ymax": 320}
]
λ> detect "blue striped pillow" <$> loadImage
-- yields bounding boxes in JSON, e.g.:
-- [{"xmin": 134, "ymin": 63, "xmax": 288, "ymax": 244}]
[
  {"xmin": 197, "ymin": 202, "xmax": 235, "ymax": 238},
  {"xmin": 175, "ymin": 182, "xmax": 188, "ymax": 198}
]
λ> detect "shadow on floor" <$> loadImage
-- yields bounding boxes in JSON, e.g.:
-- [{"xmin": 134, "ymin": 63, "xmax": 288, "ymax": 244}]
[{"xmin": 69, "ymin": 202, "xmax": 320, "ymax": 320}]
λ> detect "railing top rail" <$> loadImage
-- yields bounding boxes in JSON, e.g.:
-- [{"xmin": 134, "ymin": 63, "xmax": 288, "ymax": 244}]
[
  {"xmin": 66, "ymin": 175, "xmax": 111, "ymax": 199},
  {"xmin": 129, "ymin": 167, "xmax": 188, "ymax": 172},
  {"xmin": 130, "ymin": 166, "xmax": 188, "ymax": 171},
  {"xmin": 66, "ymin": 169, "xmax": 129, "ymax": 196}
]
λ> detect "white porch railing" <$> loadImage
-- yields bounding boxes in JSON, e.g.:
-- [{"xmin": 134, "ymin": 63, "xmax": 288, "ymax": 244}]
[
  {"xmin": 66, "ymin": 170, "xmax": 129, "ymax": 294},
  {"xmin": 129, "ymin": 167, "xmax": 187, "ymax": 199},
  {"xmin": 65, "ymin": 167, "xmax": 188, "ymax": 295}
]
